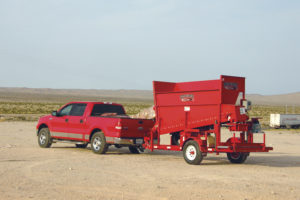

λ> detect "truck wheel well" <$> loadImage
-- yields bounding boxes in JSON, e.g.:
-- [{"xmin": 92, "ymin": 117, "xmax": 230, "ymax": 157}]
[
  {"xmin": 89, "ymin": 129, "xmax": 102, "ymax": 141},
  {"xmin": 38, "ymin": 124, "xmax": 48, "ymax": 135}
]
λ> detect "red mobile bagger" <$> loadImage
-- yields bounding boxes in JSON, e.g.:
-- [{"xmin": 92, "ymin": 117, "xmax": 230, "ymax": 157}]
[{"xmin": 142, "ymin": 75, "xmax": 273, "ymax": 164}]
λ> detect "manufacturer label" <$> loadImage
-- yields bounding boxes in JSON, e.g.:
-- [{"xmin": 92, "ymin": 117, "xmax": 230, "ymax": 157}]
[
  {"xmin": 224, "ymin": 82, "xmax": 238, "ymax": 90},
  {"xmin": 180, "ymin": 94, "xmax": 194, "ymax": 102}
]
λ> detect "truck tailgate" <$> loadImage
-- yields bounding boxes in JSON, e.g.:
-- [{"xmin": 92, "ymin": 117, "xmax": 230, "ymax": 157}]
[{"xmin": 118, "ymin": 118, "xmax": 155, "ymax": 138}]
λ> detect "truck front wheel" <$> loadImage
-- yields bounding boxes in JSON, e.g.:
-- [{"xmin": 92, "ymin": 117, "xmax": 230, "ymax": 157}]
[
  {"xmin": 183, "ymin": 140, "xmax": 203, "ymax": 165},
  {"xmin": 91, "ymin": 132, "xmax": 108, "ymax": 154},
  {"xmin": 38, "ymin": 128, "xmax": 52, "ymax": 148},
  {"xmin": 227, "ymin": 152, "xmax": 248, "ymax": 164}
]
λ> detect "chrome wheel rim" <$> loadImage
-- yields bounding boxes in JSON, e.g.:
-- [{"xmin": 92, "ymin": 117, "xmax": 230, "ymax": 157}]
[
  {"xmin": 93, "ymin": 137, "xmax": 101, "ymax": 151},
  {"xmin": 39, "ymin": 132, "xmax": 47, "ymax": 145},
  {"xmin": 186, "ymin": 145, "xmax": 196, "ymax": 161}
]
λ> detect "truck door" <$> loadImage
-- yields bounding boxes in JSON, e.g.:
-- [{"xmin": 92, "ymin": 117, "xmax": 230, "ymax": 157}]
[
  {"xmin": 68, "ymin": 103, "xmax": 87, "ymax": 139},
  {"xmin": 50, "ymin": 104, "xmax": 72, "ymax": 137}
]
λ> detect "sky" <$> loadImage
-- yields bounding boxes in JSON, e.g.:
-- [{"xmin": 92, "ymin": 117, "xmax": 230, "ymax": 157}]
[{"xmin": 0, "ymin": 0, "xmax": 299, "ymax": 95}]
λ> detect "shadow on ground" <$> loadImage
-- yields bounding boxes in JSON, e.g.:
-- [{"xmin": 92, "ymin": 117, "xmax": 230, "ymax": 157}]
[{"xmin": 50, "ymin": 145, "xmax": 300, "ymax": 167}]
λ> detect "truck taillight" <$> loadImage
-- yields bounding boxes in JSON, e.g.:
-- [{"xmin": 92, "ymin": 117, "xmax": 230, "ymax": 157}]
[
  {"xmin": 115, "ymin": 126, "xmax": 128, "ymax": 130},
  {"xmin": 116, "ymin": 121, "xmax": 122, "ymax": 130}
]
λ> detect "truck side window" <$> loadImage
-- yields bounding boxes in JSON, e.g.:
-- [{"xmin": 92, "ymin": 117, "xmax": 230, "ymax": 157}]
[
  {"xmin": 59, "ymin": 104, "xmax": 73, "ymax": 116},
  {"xmin": 70, "ymin": 104, "xmax": 87, "ymax": 116}
]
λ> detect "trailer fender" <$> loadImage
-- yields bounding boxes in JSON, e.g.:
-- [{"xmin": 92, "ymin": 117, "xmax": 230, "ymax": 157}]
[
  {"xmin": 182, "ymin": 138, "xmax": 207, "ymax": 154},
  {"xmin": 182, "ymin": 138, "xmax": 194, "ymax": 149},
  {"xmin": 226, "ymin": 137, "xmax": 241, "ymax": 145}
]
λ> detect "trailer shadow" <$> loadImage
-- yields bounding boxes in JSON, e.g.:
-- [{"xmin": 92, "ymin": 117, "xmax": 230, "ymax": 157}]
[
  {"xmin": 51, "ymin": 146, "xmax": 300, "ymax": 168},
  {"xmin": 204, "ymin": 154, "xmax": 300, "ymax": 167}
]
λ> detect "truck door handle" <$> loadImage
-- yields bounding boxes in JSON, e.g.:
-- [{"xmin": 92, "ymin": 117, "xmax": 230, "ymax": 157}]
[
  {"xmin": 65, "ymin": 119, "xmax": 69, "ymax": 122},
  {"xmin": 80, "ymin": 119, "xmax": 83, "ymax": 123}
]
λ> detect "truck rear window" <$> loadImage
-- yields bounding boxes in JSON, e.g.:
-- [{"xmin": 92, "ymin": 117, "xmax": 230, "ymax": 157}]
[{"xmin": 91, "ymin": 104, "xmax": 125, "ymax": 116}]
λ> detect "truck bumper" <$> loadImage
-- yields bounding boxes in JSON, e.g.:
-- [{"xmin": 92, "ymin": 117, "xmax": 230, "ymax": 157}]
[{"xmin": 106, "ymin": 137, "xmax": 143, "ymax": 145}]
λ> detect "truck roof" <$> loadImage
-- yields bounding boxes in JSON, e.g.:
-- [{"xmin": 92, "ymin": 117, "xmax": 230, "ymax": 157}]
[{"xmin": 67, "ymin": 101, "xmax": 123, "ymax": 107}]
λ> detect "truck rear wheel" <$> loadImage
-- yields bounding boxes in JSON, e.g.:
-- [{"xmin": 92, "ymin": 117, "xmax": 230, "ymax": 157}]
[
  {"xmin": 38, "ymin": 128, "xmax": 52, "ymax": 148},
  {"xmin": 128, "ymin": 146, "xmax": 140, "ymax": 154},
  {"xmin": 91, "ymin": 132, "xmax": 108, "ymax": 154},
  {"xmin": 227, "ymin": 152, "xmax": 248, "ymax": 164},
  {"xmin": 183, "ymin": 140, "xmax": 203, "ymax": 165}
]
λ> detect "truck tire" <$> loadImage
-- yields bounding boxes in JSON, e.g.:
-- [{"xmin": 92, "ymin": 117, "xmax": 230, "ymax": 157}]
[
  {"xmin": 75, "ymin": 144, "xmax": 88, "ymax": 148},
  {"xmin": 183, "ymin": 140, "xmax": 203, "ymax": 165},
  {"xmin": 128, "ymin": 146, "xmax": 140, "ymax": 154},
  {"xmin": 38, "ymin": 128, "xmax": 52, "ymax": 148},
  {"xmin": 91, "ymin": 132, "xmax": 108, "ymax": 154},
  {"xmin": 227, "ymin": 152, "xmax": 248, "ymax": 164}
]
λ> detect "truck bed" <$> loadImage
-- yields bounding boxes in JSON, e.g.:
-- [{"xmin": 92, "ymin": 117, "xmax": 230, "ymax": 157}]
[
  {"xmin": 118, "ymin": 118, "xmax": 155, "ymax": 138},
  {"xmin": 87, "ymin": 116, "xmax": 154, "ymax": 139}
]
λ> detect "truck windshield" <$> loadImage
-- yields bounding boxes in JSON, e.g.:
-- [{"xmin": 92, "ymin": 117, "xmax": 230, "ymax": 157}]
[{"xmin": 91, "ymin": 104, "xmax": 125, "ymax": 116}]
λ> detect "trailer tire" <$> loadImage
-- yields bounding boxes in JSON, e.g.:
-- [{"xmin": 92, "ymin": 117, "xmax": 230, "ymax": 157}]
[
  {"xmin": 183, "ymin": 140, "xmax": 203, "ymax": 165},
  {"xmin": 75, "ymin": 143, "xmax": 88, "ymax": 148},
  {"xmin": 38, "ymin": 128, "xmax": 52, "ymax": 148},
  {"xmin": 227, "ymin": 152, "xmax": 248, "ymax": 164},
  {"xmin": 91, "ymin": 132, "xmax": 108, "ymax": 154},
  {"xmin": 129, "ymin": 146, "xmax": 140, "ymax": 154}
]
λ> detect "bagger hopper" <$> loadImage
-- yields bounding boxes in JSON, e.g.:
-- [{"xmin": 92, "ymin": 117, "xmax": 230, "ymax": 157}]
[{"xmin": 142, "ymin": 75, "xmax": 273, "ymax": 164}]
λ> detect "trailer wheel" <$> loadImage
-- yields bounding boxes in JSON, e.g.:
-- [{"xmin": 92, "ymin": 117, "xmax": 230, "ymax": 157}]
[
  {"xmin": 38, "ymin": 128, "xmax": 52, "ymax": 148},
  {"xmin": 91, "ymin": 132, "xmax": 108, "ymax": 154},
  {"xmin": 75, "ymin": 143, "xmax": 88, "ymax": 148},
  {"xmin": 129, "ymin": 146, "xmax": 140, "ymax": 154},
  {"xmin": 227, "ymin": 152, "xmax": 248, "ymax": 164},
  {"xmin": 183, "ymin": 140, "xmax": 203, "ymax": 165}
]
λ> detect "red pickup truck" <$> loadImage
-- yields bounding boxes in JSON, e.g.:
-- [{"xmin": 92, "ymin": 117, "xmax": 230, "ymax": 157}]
[{"xmin": 36, "ymin": 102, "xmax": 155, "ymax": 154}]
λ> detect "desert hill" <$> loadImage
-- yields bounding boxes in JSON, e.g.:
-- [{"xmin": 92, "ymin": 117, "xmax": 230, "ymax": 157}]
[{"xmin": 0, "ymin": 87, "xmax": 300, "ymax": 106}]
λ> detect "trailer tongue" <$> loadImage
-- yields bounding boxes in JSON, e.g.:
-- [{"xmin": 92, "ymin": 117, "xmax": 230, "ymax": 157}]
[{"xmin": 143, "ymin": 75, "xmax": 273, "ymax": 165}]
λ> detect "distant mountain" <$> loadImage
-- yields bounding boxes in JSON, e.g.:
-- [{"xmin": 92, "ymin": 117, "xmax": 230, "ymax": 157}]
[
  {"xmin": 247, "ymin": 92, "xmax": 300, "ymax": 106},
  {"xmin": 0, "ymin": 87, "xmax": 300, "ymax": 106},
  {"xmin": 0, "ymin": 87, "xmax": 153, "ymax": 103}
]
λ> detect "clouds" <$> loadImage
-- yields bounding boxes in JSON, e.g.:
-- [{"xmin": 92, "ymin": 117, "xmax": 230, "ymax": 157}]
[{"xmin": 0, "ymin": 0, "xmax": 299, "ymax": 94}]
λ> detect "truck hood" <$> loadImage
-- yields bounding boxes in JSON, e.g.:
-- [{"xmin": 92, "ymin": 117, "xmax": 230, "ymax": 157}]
[{"xmin": 38, "ymin": 115, "xmax": 51, "ymax": 123}]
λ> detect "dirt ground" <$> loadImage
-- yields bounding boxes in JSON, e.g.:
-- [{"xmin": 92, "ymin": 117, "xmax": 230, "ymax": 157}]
[{"xmin": 0, "ymin": 122, "xmax": 300, "ymax": 200}]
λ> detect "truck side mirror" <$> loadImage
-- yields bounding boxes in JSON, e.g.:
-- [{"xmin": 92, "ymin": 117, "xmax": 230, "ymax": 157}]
[{"xmin": 51, "ymin": 111, "xmax": 58, "ymax": 116}]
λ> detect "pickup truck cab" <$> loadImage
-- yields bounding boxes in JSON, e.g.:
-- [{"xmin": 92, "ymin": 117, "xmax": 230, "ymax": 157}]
[{"xmin": 36, "ymin": 102, "xmax": 155, "ymax": 154}]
